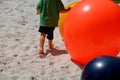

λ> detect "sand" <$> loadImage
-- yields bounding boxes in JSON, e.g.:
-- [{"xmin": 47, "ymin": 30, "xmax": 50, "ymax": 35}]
[{"xmin": 0, "ymin": 0, "xmax": 82, "ymax": 80}]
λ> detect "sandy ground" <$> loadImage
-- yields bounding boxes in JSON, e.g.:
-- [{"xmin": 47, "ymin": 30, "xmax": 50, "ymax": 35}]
[{"xmin": 0, "ymin": 0, "xmax": 82, "ymax": 80}]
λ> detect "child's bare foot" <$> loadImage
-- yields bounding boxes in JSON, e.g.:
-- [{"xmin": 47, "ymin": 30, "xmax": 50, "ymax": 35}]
[
  {"xmin": 39, "ymin": 52, "xmax": 45, "ymax": 58},
  {"xmin": 39, "ymin": 49, "xmax": 45, "ymax": 58}
]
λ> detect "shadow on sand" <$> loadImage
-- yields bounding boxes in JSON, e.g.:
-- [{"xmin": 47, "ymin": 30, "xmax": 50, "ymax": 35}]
[{"xmin": 46, "ymin": 48, "xmax": 68, "ymax": 56}]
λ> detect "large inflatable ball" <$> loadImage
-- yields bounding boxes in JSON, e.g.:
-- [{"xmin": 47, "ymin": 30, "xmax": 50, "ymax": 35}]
[
  {"xmin": 58, "ymin": 1, "xmax": 79, "ymax": 38},
  {"xmin": 63, "ymin": 0, "xmax": 120, "ymax": 66},
  {"xmin": 81, "ymin": 56, "xmax": 120, "ymax": 80}
]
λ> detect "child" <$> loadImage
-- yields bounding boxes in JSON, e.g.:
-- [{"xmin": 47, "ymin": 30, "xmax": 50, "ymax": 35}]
[{"xmin": 36, "ymin": 0, "xmax": 70, "ymax": 58}]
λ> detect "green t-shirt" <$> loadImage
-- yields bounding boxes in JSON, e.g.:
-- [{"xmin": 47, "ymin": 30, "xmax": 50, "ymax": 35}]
[{"xmin": 36, "ymin": 0, "xmax": 65, "ymax": 27}]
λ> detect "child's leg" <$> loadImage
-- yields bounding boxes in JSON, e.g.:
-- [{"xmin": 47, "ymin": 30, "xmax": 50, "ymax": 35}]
[
  {"xmin": 48, "ymin": 40, "xmax": 53, "ymax": 49},
  {"xmin": 39, "ymin": 33, "xmax": 46, "ymax": 54},
  {"xmin": 47, "ymin": 27, "xmax": 55, "ymax": 49}
]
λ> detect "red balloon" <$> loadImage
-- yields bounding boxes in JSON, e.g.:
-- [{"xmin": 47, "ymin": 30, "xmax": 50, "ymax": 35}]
[{"xmin": 63, "ymin": 0, "xmax": 120, "ymax": 66}]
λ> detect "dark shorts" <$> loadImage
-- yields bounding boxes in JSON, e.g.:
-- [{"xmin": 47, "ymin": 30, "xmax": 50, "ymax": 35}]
[{"xmin": 38, "ymin": 26, "xmax": 55, "ymax": 40}]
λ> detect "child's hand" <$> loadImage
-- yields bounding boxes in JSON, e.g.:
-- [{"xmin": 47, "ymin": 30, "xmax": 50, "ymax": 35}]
[
  {"xmin": 66, "ymin": 7, "xmax": 71, "ymax": 11},
  {"xmin": 36, "ymin": 8, "xmax": 40, "ymax": 15},
  {"xmin": 60, "ymin": 7, "xmax": 71, "ymax": 13}
]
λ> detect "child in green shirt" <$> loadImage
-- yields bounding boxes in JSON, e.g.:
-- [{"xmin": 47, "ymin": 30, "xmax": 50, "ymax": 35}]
[{"xmin": 36, "ymin": 0, "xmax": 70, "ymax": 58}]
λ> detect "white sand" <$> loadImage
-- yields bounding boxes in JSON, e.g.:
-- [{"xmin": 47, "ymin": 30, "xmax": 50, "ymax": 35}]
[{"xmin": 0, "ymin": 0, "xmax": 82, "ymax": 80}]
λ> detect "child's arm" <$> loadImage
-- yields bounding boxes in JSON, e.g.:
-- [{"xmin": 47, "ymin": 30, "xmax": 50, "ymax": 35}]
[
  {"xmin": 60, "ymin": 7, "xmax": 71, "ymax": 13},
  {"xmin": 36, "ymin": 8, "xmax": 40, "ymax": 15}
]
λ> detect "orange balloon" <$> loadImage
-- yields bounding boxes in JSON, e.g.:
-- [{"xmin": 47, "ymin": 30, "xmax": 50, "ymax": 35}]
[
  {"xmin": 58, "ymin": 1, "xmax": 79, "ymax": 38},
  {"xmin": 63, "ymin": 0, "xmax": 120, "ymax": 66}
]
